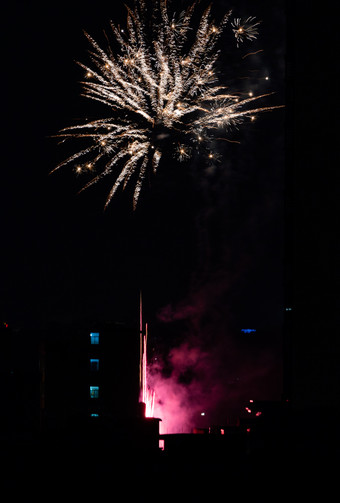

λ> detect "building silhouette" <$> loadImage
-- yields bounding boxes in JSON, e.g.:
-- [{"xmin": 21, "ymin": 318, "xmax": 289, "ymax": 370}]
[{"xmin": 1, "ymin": 320, "xmax": 161, "ymax": 449}]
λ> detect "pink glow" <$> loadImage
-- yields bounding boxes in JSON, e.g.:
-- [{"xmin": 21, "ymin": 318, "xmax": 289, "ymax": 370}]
[{"xmin": 145, "ymin": 389, "xmax": 155, "ymax": 417}]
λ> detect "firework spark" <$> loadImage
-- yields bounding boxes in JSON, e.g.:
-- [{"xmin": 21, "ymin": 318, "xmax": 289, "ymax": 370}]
[{"xmin": 53, "ymin": 0, "xmax": 281, "ymax": 209}]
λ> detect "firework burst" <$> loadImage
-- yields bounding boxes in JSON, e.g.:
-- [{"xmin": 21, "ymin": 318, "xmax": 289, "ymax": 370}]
[
  {"xmin": 53, "ymin": 0, "xmax": 282, "ymax": 210},
  {"xmin": 231, "ymin": 16, "xmax": 261, "ymax": 47}
]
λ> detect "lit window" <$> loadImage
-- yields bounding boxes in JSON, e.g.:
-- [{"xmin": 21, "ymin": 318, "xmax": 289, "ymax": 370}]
[
  {"xmin": 90, "ymin": 413, "xmax": 99, "ymax": 417},
  {"xmin": 90, "ymin": 332, "xmax": 99, "ymax": 344},
  {"xmin": 90, "ymin": 386, "xmax": 99, "ymax": 399},
  {"xmin": 90, "ymin": 359, "xmax": 99, "ymax": 371}
]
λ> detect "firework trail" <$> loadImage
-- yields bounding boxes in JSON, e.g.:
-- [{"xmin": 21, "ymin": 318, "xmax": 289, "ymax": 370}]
[
  {"xmin": 140, "ymin": 323, "xmax": 155, "ymax": 417},
  {"xmin": 139, "ymin": 292, "xmax": 155, "ymax": 417},
  {"xmin": 53, "ymin": 0, "xmax": 282, "ymax": 209}
]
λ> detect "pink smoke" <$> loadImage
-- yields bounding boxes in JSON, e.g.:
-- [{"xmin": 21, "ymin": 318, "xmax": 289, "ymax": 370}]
[
  {"xmin": 149, "ymin": 273, "xmax": 282, "ymax": 434},
  {"xmin": 150, "ymin": 343, "xmax": 212, "ymax": 433},
  {"xmin": 150, "ymin": 339, "xmax": 281, "ymax": 433}
]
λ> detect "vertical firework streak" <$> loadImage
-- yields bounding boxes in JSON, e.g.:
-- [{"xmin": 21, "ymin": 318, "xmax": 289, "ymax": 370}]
[
  {"xmin": 141, "ymin": 324, "xmax": 155, "ymax": 417},
  {"xmin": 139, "ymin": 293, "xmax": 155, "ymax": 417},
  {"xmin": 52, "ymin": 0, "xmax": 283, "ymax": 209}
]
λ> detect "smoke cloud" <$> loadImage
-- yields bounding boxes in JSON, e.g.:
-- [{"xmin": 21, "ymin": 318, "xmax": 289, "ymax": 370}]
[{"xmin": 149, "ymin": 271, "xmax": 282, "ymax": 434}]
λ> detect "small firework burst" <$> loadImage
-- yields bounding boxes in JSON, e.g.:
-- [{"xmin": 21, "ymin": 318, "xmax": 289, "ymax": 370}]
[
  {"xmin": 176, "ymin": 144, "xmax": 192, "ymax": 162},
  {"xmin": 231, "ymin": 17, "xmax": 261, "ymax": 47},
  {"xmin": 206, "ymin": 151, "xmax": 222, "ymax": 165}
]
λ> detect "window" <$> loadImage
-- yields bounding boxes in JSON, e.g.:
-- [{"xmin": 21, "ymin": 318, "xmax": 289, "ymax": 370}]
[
  {"xmin": 90, "ymin": 359, "xmax": 99, "ymax": 371},
  {"xmin": 90, "ymin": 386, "xmax": 99, "ymax": 399},
  {"xmin": 90, "ymin": 413, "xmax": 99, "ymax": 417},
  {"xmin": 90, "ymin": 332, "xmax": 99, "ymax": 345}
]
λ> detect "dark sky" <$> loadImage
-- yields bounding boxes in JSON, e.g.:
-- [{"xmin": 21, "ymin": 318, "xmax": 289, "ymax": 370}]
[
  {"xmin": 2, "ymin": 0, "xmax": 287, "ymax": 418},
  {"xmin": 2, "ymin": 0, "xmax": 285, "ymax": 322}
]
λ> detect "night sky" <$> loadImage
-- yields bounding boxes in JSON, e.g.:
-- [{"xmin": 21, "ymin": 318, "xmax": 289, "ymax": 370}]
[{"xmin": 3, "ymin": 0, "xmax": 289, "ymax": 424}]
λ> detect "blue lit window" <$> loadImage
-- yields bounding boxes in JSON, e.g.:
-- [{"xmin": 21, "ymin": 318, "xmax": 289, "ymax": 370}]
[
  {"xmin": 90, "ymin": 359, "xmax": 99, "ymax": 371},
  {"xmin": 90, "ymin": 413, "xmax": 99, "ymax": 417},
  {"xmin": 90, "ymin": 386, "xmax": 99, "ymax": 399},
  {"xmin": 90, "ymin": 332, "xmax": 99, "ymax": 345},
  {"xmin": 241, "ymin": 329, "xmax": 256, "ymax": 334}
]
